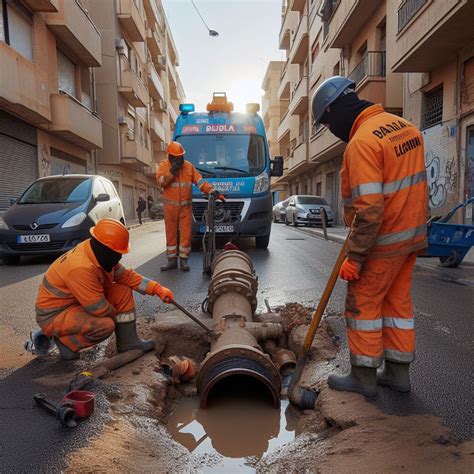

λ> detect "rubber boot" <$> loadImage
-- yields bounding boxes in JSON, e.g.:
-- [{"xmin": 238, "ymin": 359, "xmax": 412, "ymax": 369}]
[
  {"xmin": 327, "ymin": 364, "xmax": 377, "ymax": 397},
  {"xmin": 160, "ymin": 258, "xmax": 178, "ymax": 272},
  {"xmin": 180, "ymin": 258, "xmax": 190, "ymax": 272},
  {"xmin": 115, "ymin": 320, "xmax": 155, "ymax": 353},
  {"xmin": 377, "ymin": 360, "xmax": 411, "ymax": 392},
  {"xmin": 54, "ymin": 337, "xmax": 80, "ymax": 360}
]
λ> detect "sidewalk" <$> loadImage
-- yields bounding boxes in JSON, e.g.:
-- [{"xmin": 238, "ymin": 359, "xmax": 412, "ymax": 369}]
[
  {"xmin": 295, "ymin": 224, "xmax": 474, "ymax": 266},
  {"xmin": 126, "ymin": 217, "xmax": 161, "ymax": 230}
]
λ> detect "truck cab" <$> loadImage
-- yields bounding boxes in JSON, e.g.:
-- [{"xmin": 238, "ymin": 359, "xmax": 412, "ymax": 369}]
[{"xmin": 173, "ymin": 93, "xmax": 283, "ymax": 248}]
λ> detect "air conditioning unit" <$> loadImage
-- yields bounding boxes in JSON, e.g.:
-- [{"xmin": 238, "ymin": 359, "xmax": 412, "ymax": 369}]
[
  {"xmin": 157, "ymin": 55, "xmax": 167, "ymax": 67},
  {"xmin": 159, "ymin": 142, "xmax": 167, "ymax": 151},
  {"xmin": 115, "ymin": 38, "xmax": 126, "ymax": 51},
  {"xmin": 118, "ymin": 116, "xmax": 127, "ymax": 125},
  {"xmin": 158, "ymin": 99, "xmax": 167, "ymax": 111}
]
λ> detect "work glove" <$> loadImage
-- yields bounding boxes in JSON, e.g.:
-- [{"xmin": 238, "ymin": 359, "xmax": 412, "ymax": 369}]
[
  {"xmin": 339, "ymin": 258, "xmax": 361, "ymax": 281},
  {"xmin": 170, "ymin": 159, "xmax": 183, "ymax": 176},
  {"xmin": 212, "ymin": 190, "xmax": 225, "ymax": 202},
  {"xmin": 154, "ymin": 284, "xmax": 174, "ymax": 304}
]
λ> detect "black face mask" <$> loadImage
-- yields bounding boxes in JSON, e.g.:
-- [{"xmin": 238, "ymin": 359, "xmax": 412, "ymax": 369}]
[
  {"xmin": 90, "ymin": 238, "xmax": 122, "ymax": 273},
  {"xmin": 324, "ymin": 93, "xmax": 373, "ymax": 142},
  {"xmin": 169, "ymin": 156, "xmax": 183, "ymax": 166}
]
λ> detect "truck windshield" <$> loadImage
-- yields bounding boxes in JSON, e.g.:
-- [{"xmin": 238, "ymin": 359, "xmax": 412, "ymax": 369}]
[
  {"xmin": 177, "ymin": 134, "xmax": 266, "ymax": 177},
  {"xmin": 19, "ymin": 178, "xmax": 93, "ymax": 204}
]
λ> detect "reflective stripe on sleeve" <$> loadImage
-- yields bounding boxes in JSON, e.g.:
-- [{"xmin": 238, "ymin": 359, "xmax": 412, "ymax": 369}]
[
  {"xmin": 350, "ymin": 353, "xmax": 383, "ymax": 368},
  {"xmin": 138, "ymin": 277, "xmax": 151, "ymax": 293},
  {"xmin": 351, "ymin": 182, "xmax": 383, "ymax": 199},
  {"xmin": 382, "ymin": 170, "xmax": 427, "ymax": 195},
  {"xmin": 384, "ymin": 349, "xmax": 415, "ymax": 363},
  {"xmin": 346, "ymin": 318, "xmax": 382, "ymax": 331},
  {"xmin": 383, "ymin": 316, "xmax": 414, "ymax": 330},
  {"xmin": 42, "ymin": 277, "xmax": 72, "ymax": 298},
  {"xmin": 170, "ymin": 182, "xmax": 192, "ymax": 188},
  {"xmin": 115, "ymin": 312, "xmax": 136, "ymax": 323},
  {"xmin": 376, "ymin": 224, "xmax": 426, "ymax": 246}
]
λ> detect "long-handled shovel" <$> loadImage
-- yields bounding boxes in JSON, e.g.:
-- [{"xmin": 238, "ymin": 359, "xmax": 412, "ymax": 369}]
[{"xmin": 287, "ymin": 237, "xmax": 349, "ymax": 409}]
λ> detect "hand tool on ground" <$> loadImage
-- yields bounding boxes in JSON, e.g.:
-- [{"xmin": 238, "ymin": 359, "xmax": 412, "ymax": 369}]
[
  {"xmin": 287, "ymin": 237, "xmax": 349, "ymax": 409},
  {"xmin": 170, "ymin": 300, "xmax": 214, "ymax": 336},
  {"xmin": 33, "ymin": 393, "xmax": 77, "ymax": 428}
]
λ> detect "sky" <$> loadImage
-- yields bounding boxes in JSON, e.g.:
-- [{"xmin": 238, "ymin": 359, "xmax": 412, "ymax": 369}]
[{"xmin": 162, "ymin": 0, "xmax": 285, "ymax": 112}]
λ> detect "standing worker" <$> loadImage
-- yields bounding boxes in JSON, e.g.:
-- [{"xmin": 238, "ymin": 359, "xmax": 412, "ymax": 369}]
[
  {"xmin": 136, "ymin": 196, "xmax": 146, "ymax": 225},
  {"xmin": 156, "ymin": 141, "xmax": 224, "ymax": 272},
  {"xmin": 35, "ymin": 218, "xmax": 174, "ymax": 360},
  {"xmin": 312, "ymin": 76, "xmax": 428, "ymax": 396}
]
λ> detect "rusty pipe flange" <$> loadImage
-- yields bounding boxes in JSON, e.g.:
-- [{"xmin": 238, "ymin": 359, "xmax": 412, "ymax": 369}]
[
  {"xmin": 208, "ymin": 275, "xmax": 257, "ymax": 301},
  {"xmin": 211, "ymin": 250, "xmax": 255, "ymax": 276},
  {"xmin": 209, "ymin": 272, "xmax": 258, "ymax": 297},
  {"xmin": 207, "ymin": 280, "xmax": 258, "ymax": 314},
  {"xmin": 197, "ymin": 348, "xmax": 281, "ymax": 409},
  {"xmin": 273, "ymin": 348, "xmax": 297, "ymax": 373}
]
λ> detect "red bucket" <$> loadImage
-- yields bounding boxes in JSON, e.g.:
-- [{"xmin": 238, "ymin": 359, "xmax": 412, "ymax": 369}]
[{"xmin": 63, "ymin": 390, "xmax": 95, "ymax": 418}]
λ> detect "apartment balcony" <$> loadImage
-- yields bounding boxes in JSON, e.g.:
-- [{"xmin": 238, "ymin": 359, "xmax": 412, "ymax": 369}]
[
  {"xmin": 150, "ymin": 113, "xmax": 166, "ymax": 143},
  {"xmin": 168, "ymin": 103, "xmax": 178, "ymax": 124},
  {"xmin": 393, "ymin": 0, "xmax": 474, "ymax": 72},
  {"xmin": 0, "ymin": 42, "xmax": 51, "ymax": 124},
  {"xmin": 328, "ymin": 0, "xmax": 380, "ymax": 48},
  {"xmin": 118, "ymin": 67, "xmax": 148, "ymax": 108},
  {"xmin": 309, "ymin": 127, "xmax": 345, "ymax": 164},
  {"xmin": 348, "ymin": 51, "xmax": 386, "ymax": 104},
  {"xmin": 143, "ymin": 0, "xmax": 163, "ymax": 30},
  {"xmin": 287, "ymin": 141, "xmax": 309, "ymax": 176},
  {"xmin": 121, "ymin": 134, "xmax": 152, "ymax": 169},
  {"xmin": 23, "ymin": 0, "xmax": 58, "ymax": 12},
  {"xmin": 277, "ymin": 111, "xmax": 291, "ymax": 142},
  {"xmin": 147, "ymin": 26, "xmax": 163, "ymax": 58},
  {"xmin": 290, "ymin": 0, "xmax": 305, "ymax": 13},
  {"xmin": 278, "ymin": 62, "xmax": 298, "ymax": 100},
  {"xmin": 116, "ymin": 0, "xmax": 146, "ymax": 42},
  {"xmin": 290, "ymin": 16, "xmax": 308, "ymax": 65},
  {"xmin": 49, "ymin": 92, "xmax": 102, "ymax": 150},
  {"xmin": 148, "ymin": 63, "xmax": 165, "ymax": 101},
  {"xmin": 167, "ymin": 33, "xmax": 180, "ymax": 67},
  {"xmin": 279, "ymin": 9, "xmax": 299, "ymax": 50},
  {"xmin": 45, "ymin": 0, "xmax": 101, "ymax": 67},
  {"xmin": 289, "ymin": 76, "xmax": 308, "ymax": 116}
]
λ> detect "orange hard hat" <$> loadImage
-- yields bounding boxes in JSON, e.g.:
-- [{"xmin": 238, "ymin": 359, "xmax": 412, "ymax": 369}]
[
  {"xmin": 90, "ymin": 218, "xmax": 131, "ymax": 254},
  {"xmin": 167, "ymin": 141, "xmax": 185, "ymax": 157}
]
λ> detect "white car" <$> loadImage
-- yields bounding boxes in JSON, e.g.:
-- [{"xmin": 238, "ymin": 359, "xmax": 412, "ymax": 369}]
[
  {"xmin": 272, "ymin": 198, "xmax": 290, "ymax": 223},
  {"xmin": 285, "ymin": 195, "xmax": 334, "ymax": 227}
]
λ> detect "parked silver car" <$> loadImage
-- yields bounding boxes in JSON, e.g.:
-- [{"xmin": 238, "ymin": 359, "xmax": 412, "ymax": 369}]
[
  {"xmin": 285, "ymin": 195, "xmax": 334, "ymax": 227},
  {"xmin": 272, "ymin": 198, "xmax": 290, "ymax": 223}
]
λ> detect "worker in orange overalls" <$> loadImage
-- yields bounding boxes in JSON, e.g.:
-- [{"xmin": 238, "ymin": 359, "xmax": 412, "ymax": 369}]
[
  {"xmin": 35, "ymin": 219, "xmax": 174, "ymax": 360},
  {"xmin": 156, "ymin": 141, "xmax": 223, "ymax": 272},
  {"xmin": 312, "ymin": 76, "xmax": 428, "ymax": 396}
]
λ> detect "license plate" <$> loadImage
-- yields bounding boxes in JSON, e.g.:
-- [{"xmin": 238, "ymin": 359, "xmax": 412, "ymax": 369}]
[
  {"xmin": 199, "ymin": 225, "xmax": 234, "ymax": 233},
  {"xmin": 17, "ymin": 234, "xmax": 51, "ymax": 243}
]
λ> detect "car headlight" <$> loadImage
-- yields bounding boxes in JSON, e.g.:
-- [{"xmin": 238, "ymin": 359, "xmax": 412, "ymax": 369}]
[
  {"xmin": 0, "ymin": 217, "xmax": 9, "ymax": 230},
  {"xmin": 61, "ymin": 212, "xmax": 87, "ymax": 228},
  {"xmin": 253, "ymin": 172, "xmax": 269, "ymax": 193}
]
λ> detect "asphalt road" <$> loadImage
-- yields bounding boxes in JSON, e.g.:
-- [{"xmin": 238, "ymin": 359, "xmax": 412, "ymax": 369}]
[{"xmin": 0, "ymin": 221, "xmax": 472, "ymax": 471}]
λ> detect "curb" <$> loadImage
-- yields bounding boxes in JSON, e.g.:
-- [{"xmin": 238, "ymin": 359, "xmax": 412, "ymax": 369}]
[
  {"xmin": 127, "ymin": 219, "xmax": 163, "ymax": 231},
  {"xmin": 289, "ymin": 225, "xmax": 347, "ymax": 244}
]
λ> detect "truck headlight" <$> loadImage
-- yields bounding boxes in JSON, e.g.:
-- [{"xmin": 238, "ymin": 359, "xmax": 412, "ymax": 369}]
[
  {"xmin": 254, "ymin": 172, "xmax": 269, "ymax": 193},
  {"xmin": 61, "ymin": 212, "xmax": 87, "ymax": 228},
  {"xmin": 0, "ymin": 217, "xmax": 9, "ymax": 230}
]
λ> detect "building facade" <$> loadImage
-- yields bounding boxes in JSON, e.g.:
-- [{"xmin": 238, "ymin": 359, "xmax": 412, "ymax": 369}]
[
  {"xmin": 0, "ymin": 0, "xmax": 103, "ymax": 212},
  {"xmin": 261, "ymin": 60, "xmax": 288, "ymax": 203},
  {"xmin": 86, "ymin": 0, "xmax": 185, "ymax": 220},
  {"xmin": 273, "ymin": 0, "xmax": 473, "ymax": 225}
]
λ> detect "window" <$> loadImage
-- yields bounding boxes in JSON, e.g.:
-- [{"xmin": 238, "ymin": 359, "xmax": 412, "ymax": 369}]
[
  {"xmin": 0, "ymin": 1, "xmax": 33, "ymax": 61},
  {"xmin": 81, "ymin": 68, "xmax": 93, "ymax": 110},
  {"xmin": 102, "ymin": 180, "xmax": 118, "ymax": 199},
  {"xmin": 92, "ymin": 179, "xmax": 107, "ymax": 198},
  {"xmin": 422, "ymin": 87, "xmax": 443, "ymax": 129},
  {"xmin": 311, "ymin": 42, "xmax": 320, "ymax": 64},
  {"xmin": 333, "ymin": 61, "xmax": 340, "ymax": 76},
  {"xmin": 19, "ymin": 178, "xmax": 93, "ymax": 204},
  {"xmin": 315, "ymin": 182, "xmax": 322, "ymax": 196},
  {"xmin": 57, "ymin": 50, "xmax": 77, "ymax": 97},
  {"xmin": 127, "ymin": 111, "xmax": 135, "ymax": 134}
]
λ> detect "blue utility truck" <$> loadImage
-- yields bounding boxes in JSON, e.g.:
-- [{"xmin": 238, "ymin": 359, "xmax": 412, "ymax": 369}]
[{"xmin": 173, "ymin": 93, "xmax": 283, "ymax": 249}]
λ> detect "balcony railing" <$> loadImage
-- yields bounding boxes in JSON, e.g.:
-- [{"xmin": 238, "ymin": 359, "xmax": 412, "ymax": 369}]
[
  {"xmin": 398, "ymin": 0, "xmax": 428, "ymax": 32},
  {"xmin": 348, "ymin": 51, "xmax": 386, "ymax": 85}
]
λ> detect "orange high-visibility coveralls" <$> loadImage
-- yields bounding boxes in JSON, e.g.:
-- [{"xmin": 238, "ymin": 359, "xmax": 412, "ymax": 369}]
[
  {"xmin": 156, "ymin": 159, "xmax": 214, "ymax": 259},
  {"xmin": 341, "ymin": 104, "xmax": 428, "ymax": 368},
  {"xmin": 35, "ymin": 240, "xmax": 160, "ymax": 352}
]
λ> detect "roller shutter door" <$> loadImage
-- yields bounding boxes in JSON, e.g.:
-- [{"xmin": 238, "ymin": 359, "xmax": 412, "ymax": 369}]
[
  {"xmin": 0, "ymin": 112, "xmax": 38, "ymax": 212},
  {"xmin": 122, "ymin": 184, "xmax": 135, "ymax": 220}
]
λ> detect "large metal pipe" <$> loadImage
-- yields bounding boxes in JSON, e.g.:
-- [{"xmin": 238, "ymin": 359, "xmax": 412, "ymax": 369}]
[{"xmin": 197, "ymin": 250, "xmax": 283, "ymax": 408}]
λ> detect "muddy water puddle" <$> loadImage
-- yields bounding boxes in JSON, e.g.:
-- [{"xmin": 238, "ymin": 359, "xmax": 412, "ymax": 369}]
[{"xmin": 167, "ymin": 396, "xmax": 297, "ymax": 472}]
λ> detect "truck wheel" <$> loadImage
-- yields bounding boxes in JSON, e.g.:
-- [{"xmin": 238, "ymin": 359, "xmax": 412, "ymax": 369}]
[
  {"xmin": 2, "ymin": 256, "xmax": 20, "ymax": 265},
  {"xmin": 255, "ymin": 233, "xmax": 270, "ymax": 249}
]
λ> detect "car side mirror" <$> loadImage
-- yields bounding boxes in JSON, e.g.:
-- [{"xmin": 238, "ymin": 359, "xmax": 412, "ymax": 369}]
[
  {"xmin": 95, "ymin": 193, "xmax": 110, "ymax": 202},
  {"xmin": 270, "ymin": 156, "xmax": 284, "ymax": 177}
]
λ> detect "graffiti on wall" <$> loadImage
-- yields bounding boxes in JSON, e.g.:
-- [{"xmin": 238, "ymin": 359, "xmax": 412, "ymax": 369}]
[{"xmin": 422, "ymin": 123, "xmax": 457, "ymax": 209}]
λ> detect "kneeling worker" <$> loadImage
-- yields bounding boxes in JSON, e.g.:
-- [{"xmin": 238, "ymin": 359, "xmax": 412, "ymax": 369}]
[
  {"xmin": 157, "ymin": 141, "xmax": 224, "ymax": 272},
  {"xmin": 35, "ymin": 218, "xmax": 174, "ymax": 360}
]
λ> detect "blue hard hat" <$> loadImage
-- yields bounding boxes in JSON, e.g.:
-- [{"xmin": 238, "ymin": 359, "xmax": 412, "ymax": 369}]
[
  {"xmin": 311, "ymin": 76, "xmax": 356, "ymax": 125},
  {"xmin": 24, "ymin": 330, "xmax": 54, "ymax": 356}
]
